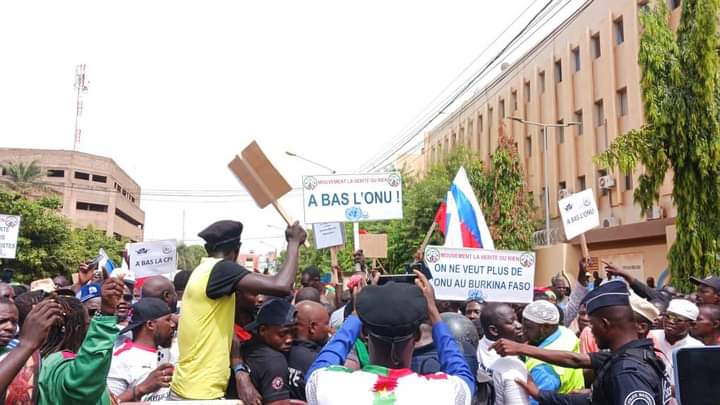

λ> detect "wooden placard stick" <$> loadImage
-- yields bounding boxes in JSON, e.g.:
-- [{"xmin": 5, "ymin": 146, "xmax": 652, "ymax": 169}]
[{"xmin": 420, "ymin": 222, "xmax": 437, "ymax": 251}]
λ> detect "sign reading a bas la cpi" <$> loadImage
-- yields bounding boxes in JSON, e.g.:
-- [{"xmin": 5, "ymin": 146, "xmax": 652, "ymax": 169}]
[
  {"xmin": 128, "ymin": 240, "xmax": 177, "ymax": 279},
  {"xmin": 424, "ymin": 245, "xmax": 535, "ymax": 303},
  {"xmin": 558, "ymin": 188, "xmax": 600, "ymax": 240},
  {"xmin": 301, "ymin": 173, "xmax": 403, "ymax": 224},
  {"xmin": 0, "ymin": 214, "xmax": 21, "ymax": 259}
]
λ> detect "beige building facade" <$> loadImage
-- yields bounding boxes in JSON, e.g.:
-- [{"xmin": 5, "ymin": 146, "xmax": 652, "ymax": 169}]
[
  {"xmin": 421, "ymin": 0, "xmax": 682, "ymax": 285},
  {"xmin": 0, "ymin": 148, "xmax": 145, "ymax": 242}
]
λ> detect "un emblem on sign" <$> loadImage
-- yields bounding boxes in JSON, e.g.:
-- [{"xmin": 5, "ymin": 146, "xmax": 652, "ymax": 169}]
[
  {"xmin": 345, "ymin": 206, "xmax": 366, "ymax": 221},
  {"xmin": 387, "ymin": 174, "xmax": 401, "ymax": 187},
  {"xmin": 303, "ymin": 176, "xmax": 318, "ymax": 190},
  {"xmin": 425, "ymin": 247, "xmax": 440, "ymax": 264},
  {"xmin": 519, "ymin": 253, "xmax": 535, "ymax": 268}
]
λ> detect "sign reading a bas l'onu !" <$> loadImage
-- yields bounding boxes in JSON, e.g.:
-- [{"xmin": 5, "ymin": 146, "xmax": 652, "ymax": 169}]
[
  {"xmin": 424, "ymin": 245, "xmax": 535, "ymax": 303},
  {"xmin": 301, "ymin": 173, "xmax": 403, "ymax": 224}
]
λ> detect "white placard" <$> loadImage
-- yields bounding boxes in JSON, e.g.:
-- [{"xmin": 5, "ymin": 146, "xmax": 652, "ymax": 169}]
[
  {"xmin": 0, "ymin": 215, "xmax": 21, "ymax": 259},
  {"xmin": 302, "ymin": 173, "xmax": 403, "ymax": 224},
  {"xmin": 128, "ymin": 240, "xmax": 177, "ymax": 279},
  {"xmin": 558, "ymin": 188, "xmax": 600, "ymax": 240},
  {"xmin": 424, "ymin": 245, "xmax": 535, "ymax": 303},
  {"xmin": 313, "ymin": 222, "xmax": 345, "ymax": 250}
]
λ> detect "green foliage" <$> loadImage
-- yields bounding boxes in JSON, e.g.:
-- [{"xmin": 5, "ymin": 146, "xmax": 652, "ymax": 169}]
[
  {"xmin": 177, "ymin": 244, "xmax": 207, "ymax": 271},
  {"xmin": 281, "ymin": 132, "xmax": 536, "ymax": 275},
  {"xmin": 595, "ymin": 0, "xmax": 720, "ymax": 290},
  {"xmin": 0, "ymin": 160, "xmax": 52, "ymax": 195},
  {"xmin": 0, "ymin": 189, "xmax": 125, "ymax": 283}
]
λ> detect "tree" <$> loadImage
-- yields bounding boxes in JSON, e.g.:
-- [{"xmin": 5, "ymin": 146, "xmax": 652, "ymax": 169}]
[
  {"xmin": 0, "ymin": 189, "xmax": 126, "ymax": 283},
  {"xmin": 177, "ymin": 244, "xmax": 207, "ymax": 271},
  {"xmin": 0, "ymin": 160, "xmax": 52, "ymax": 196},
  {"xmin": 595, "ymin": 1, "xmax": 720, "ymax": 291}
]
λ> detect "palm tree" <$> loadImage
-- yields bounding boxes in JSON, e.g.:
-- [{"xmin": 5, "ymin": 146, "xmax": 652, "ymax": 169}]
[{"xmin": 0, "ymin": 160, "xmax": 52, "ymax": 195}]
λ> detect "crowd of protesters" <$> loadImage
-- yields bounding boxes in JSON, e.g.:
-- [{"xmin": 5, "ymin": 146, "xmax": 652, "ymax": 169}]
[{"xmin": 0, "ymin": 220, "xmax": 718, "ymax": 404}]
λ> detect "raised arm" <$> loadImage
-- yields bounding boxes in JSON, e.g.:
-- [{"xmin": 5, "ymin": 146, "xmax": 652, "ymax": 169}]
[
  {"xmin": 492, "ymin": 338, "xmax": 592, "ymax": 369},
  {"xmin": 0, "ymin": 300, "xmax": 62, "ymax": 394},
  {"xmin": 235, "ymin": 222, "xmax": 306, "ymax": 297}
]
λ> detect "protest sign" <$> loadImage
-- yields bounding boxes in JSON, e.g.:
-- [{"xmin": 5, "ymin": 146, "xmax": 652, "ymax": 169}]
[
  {"xmin": 0, "ymin": 214, "xmax": 21, "ymax": 259},
  {"xmin": 359, "ymin": 233, "xmax": 388, "ymax": 258},
  {"xmin": 558, "ymin": 188, "xmax": 600, "ymax": 240},
  {"xmin": 313, "ymin": 222, "xmax": 345, "ymax": 250},
  {"xmin": 301, "ymin": 173, "xmax": 403, "ymax": 224},
  {"xmin": 30, "ymin": 278, "xmax": 56, "ymax": 293},
  {"xmin": 424, "ymin": 245, "xmax": 535, "ymax": 303},
  {"xmin": 128, "ymin": 240, "xmax": 177, "ymax": 279}
]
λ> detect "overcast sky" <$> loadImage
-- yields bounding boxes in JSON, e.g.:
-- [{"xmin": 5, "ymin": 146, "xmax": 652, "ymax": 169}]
[{"xmin": 0, "ymin": 0, "xmax": 584, "ymax": 253}]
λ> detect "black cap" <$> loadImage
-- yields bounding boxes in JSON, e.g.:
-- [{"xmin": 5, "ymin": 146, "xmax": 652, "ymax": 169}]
[
  {"xmin": 581, "ymin": 279, "xmax": 630, "ymax": 315},
  {"xmin": 198, "ymin": 220, "xmax": 243, "ymax": 249},
  {"xmin": 246, "ymin": 299, "xmax": 296, "ymax": 332},
  {"xmin": 690, "ymin": 276, "xmax": 720, "ymax": 292},
  {"xmin": 119, "ymin": 297, "xmax": 172, "ymax": 335},
  {"xmin": 356, "ymin": 282, "xmax": 427, "ymax": 339}
]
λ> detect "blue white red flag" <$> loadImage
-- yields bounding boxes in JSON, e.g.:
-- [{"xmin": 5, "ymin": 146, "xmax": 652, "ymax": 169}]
[{"xmin": 433, "ymin": 167, "xmax": 494, "ymax": 249}]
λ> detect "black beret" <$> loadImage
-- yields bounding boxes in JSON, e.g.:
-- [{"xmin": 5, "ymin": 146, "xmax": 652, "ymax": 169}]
[
  {"xmin": 198, "ymin": 220, "xmax": 243, "ymax": 248},
  {"xmin": 581, "ymin": 279, "xmax": 630, "ymax": 315},
  {"xmin": 356, "ymin": 282, "xmax": 427, "ymax": 338}
]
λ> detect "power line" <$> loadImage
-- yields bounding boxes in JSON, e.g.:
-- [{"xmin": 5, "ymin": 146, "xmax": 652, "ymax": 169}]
[
  {"xmin": 358, "ymin": 0, "xmax": 545, "ymax": 172},
  {"xmin": 361, "ymin": 0, "xmax": 583, "ymax": 173}
]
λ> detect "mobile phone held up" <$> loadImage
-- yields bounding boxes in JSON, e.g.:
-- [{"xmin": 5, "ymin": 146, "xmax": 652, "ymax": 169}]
[{"xmin": 377, "ymin": 274, "xmax": 417, "ymax": 286}]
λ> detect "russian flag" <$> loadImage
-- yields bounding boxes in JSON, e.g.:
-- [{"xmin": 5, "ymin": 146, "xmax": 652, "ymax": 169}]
[{"xmin": 434, "ymin": 167, "xmax": 494, "ymax": 249}]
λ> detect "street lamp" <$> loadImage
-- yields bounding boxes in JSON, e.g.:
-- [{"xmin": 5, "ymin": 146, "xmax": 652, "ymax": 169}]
[
  {"xmin": 507, "ymin": 116, "xmax": 582, "ymax": 243},
  {"xmin": 285, "ymin": 151, "xmax": 337, "ymax": 174}
]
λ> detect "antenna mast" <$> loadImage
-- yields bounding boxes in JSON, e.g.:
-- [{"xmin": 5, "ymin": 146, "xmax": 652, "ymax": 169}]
[{"xmin": 73, "ymin": 64, "xmax": 89, "ymax": 151}]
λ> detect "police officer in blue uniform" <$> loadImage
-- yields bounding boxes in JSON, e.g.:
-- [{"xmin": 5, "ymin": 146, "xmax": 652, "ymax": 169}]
[{"xmin": 517, "ymin": 281, "xmax": 672, "ymax": 405}]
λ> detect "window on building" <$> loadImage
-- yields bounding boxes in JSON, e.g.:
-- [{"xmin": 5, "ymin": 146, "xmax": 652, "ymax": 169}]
[
  {"xmin": 1, "ymin": 167, "xmax": 6, "ymax": 176},
  {"xmin": 559, "ymin": 181, "xmax": 567, "ymax": 193},
  {"xmin": 488, "ymin": 107, "xmax": 494, "ymax": 134},
  {"xmin": 511, "ymin": 90, "xmax": 518, "ymax": 111},
  {"xmin": 557, "ymin": 119, "xmax": 565, "ymax": 144},
  {"xmin": 614, "ymin": 17, "xmax": 625, "ymax": 44},
  {"xmin": 625, "ymin": 172, "xmax": 634, "ymax": 190},
  {"xmin": 577, "ymin": 175, "xmax": 586, "ymax": 191},
  {"xmin": 539, "ymin": 71, "xmax": 546, "ymax": 93},
  {"xmin": 574, "ymin": 110, "xmax": 583, "ymax": 135},
  {"xmin": 499, "ymin": 99, "xmax": 505, "ymax": 118},
  {"xmin": 526, "ymin": 135, "xmax": 532, "ymax": 157},
  {"xmin": 617, "ymin": 87, "xmax": 629, "ymax": 116},
  {"xmin": 529, "ymin": 191, "xmax": 534, "ymax": 204},
  {"xmin": 92, "ymin": 174, "xmax": 107, "ymax": 183},
  {"xmin": 76, "ymin": 201, "xmax": 108, "ymax": 213},
  {"xmin": 479, "ymin": 114, "xmax": 484, "ymax": 132},
  {"xmin": 591, "ymin": 33, "xmax": 601, "ymax": 59},
  {"xmin": 47, "ymin": 169, "xmax": 64, "ymax": 178},
  {"xmin": 74, "ymin": 171, "xmax": 90, "ymax": 180},
  {"xmin": 554, "ymin": 60, "xmax": 563, "ymax": 83},
  {"xmin": 595, "ymin": 99, "xmax": 605, "ymax": 127},
  {"xmin": 115, "ymin": 208, "xmax": 143, "ymax": 229},
  {"xmin": 572, "ymin": 47, "xmax": 581, "ymax": 72},
  {"xmin": 669, "ymin": 0, "xmax": 681, "ymax": 10},
  {"xmin": 524, "ymin": 81, "xmax": 531, "ymax": 103}
]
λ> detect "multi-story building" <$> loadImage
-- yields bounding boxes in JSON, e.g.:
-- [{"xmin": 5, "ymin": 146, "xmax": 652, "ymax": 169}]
[
  {"xmin": 0, "ymin": 148, "xmax": 145, "ymax": 241},
  {"xmin": 420, "ymin": 0, "xmax": 682, "ymax": 284}
]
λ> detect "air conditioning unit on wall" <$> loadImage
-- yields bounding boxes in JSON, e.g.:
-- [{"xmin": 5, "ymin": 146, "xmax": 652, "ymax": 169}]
[
  {"xmin": 599, "ymin": 175, "xmax": 616, "ymax": 190},
  {"xmin": 602, "ymin": 216, "xmax": 620, "ymax": 228}
]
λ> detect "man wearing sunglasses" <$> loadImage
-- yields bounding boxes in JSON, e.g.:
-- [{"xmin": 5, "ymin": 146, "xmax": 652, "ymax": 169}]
[{"xmin": 648, "ymin": 298, "xmax": 704, "ymax": 382}]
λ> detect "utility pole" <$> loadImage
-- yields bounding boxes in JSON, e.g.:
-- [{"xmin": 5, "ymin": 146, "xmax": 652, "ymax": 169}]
[{"xmin": 73, "ymin": 64, "xmax": 89, "ymax": 151}]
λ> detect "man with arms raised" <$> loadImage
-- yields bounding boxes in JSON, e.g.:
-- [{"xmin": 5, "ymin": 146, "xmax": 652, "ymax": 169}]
[{"xmin": 170, "ymin": 220, "xmax": 306, "ymax": 400}]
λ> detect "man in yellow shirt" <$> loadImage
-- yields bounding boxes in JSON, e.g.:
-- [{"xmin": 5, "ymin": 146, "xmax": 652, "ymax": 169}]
[{"xmin": 170, "ymin": 220, "xmax": 306, "ymax": 400}]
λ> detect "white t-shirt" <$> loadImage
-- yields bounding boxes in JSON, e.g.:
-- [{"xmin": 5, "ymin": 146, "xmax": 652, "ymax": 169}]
[
  {"xmin": 107, "ymin": 341, "xmax": 172, "ymax": 402},
  {"xmin": 648, "ymin": 329, "xmax": 704, "ymax": 382},
  {"xmin": 477, "ymin": 337, "xmax": 529, "ymax": 405},
  {"xmin": 306, "ymin": 366, "xmax": 471, "ymax": 405}
]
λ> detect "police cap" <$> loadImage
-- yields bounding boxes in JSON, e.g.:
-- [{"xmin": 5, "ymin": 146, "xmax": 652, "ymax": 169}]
[{"xmin": 582, "ymin": 279, "xmax": 630, "ymax": 315}]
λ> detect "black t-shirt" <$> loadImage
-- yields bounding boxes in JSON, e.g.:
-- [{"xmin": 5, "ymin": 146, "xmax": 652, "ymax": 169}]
[
  {"xmin": 243, "ymin": 338, "xmax": 290, "ymax": 403},
  {"xmin": 206, "ymin": 260, "xmax": 250, "ymax": 299},
  {"xmin": 287, "ymin": 339, "xmax": 321, "ymax": 401}
]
